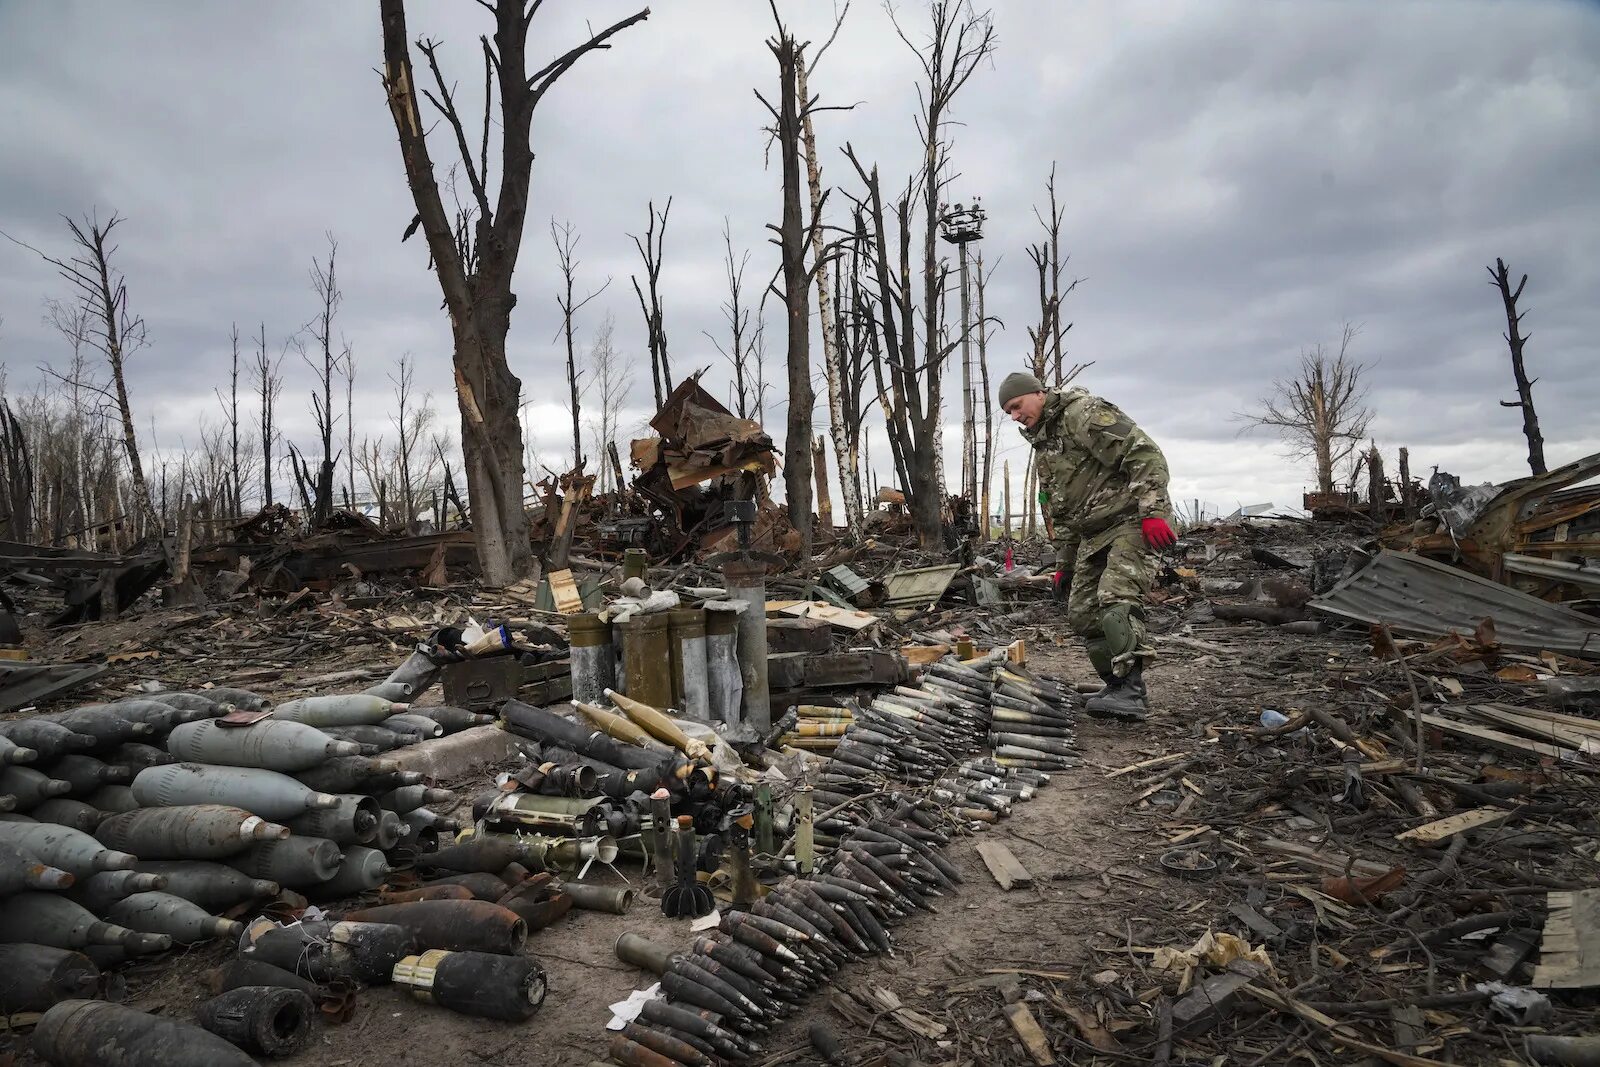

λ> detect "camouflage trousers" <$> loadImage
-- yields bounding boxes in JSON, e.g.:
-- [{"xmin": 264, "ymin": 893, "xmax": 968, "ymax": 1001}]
[{"xmin": 1064, "ymin": 522, "xmax": 1154, "ymax": 679}]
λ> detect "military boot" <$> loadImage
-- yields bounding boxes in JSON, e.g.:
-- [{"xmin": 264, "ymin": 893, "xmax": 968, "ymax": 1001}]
[{"xmin": 1086, "ymin": 661, "xmax": 1149, "ymax": 722}]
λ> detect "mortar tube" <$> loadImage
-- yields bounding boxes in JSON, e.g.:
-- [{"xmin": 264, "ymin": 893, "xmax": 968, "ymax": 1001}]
[
  {"xmin": 703, "ymin": 606, "xmax": 742, "ymax": 723},
  {"xmin": 621, "ymin": 613, "xmax": 675, "ymax": 710},
  {"xmin": 554, "ymin": 880, "xmax": 631, "ymax": 914},
  {"xmin": 568, "ymin": 614, "xmax": 616, "ymax": 705},
  {"xmin": 721, "ymin": 559, "xmax": 770, "ymax": 733}
]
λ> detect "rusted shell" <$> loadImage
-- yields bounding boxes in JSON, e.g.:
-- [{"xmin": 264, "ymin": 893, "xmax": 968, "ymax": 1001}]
[{"xmin": 342, "ymin": 899, "xmax": 527, "ymax": 955}]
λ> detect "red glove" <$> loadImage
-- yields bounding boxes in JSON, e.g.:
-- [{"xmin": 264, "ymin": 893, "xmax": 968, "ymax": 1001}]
[
  {"xmin": 1141, "ymin": 517, "xmax": 1176, "ymax": 549},
  {"xmin": 1052, "ymin": 570, "xmax": 1069, "ymax": 601}
]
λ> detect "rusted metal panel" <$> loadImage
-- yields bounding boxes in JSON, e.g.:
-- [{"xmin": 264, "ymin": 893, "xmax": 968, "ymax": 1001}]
[
  {"xmin": 1309, "ymin": 550, "xmax": 1600, "ymax": 658},
  {"xmin": 881, "ymin": 564, "xmax": 960, "ymax": 609}
]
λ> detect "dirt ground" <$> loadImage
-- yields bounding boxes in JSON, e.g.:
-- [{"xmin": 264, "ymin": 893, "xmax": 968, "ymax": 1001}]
[{"xmin": 5, "ymin": 631, "xmax": 1252, "ymax": 1067}]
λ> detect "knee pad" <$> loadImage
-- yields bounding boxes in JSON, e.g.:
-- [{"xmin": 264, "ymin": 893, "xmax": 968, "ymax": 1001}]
[
  {"xmin": 1099, "ymin": 603, "xmax": 1140, "ymax": 660},
  {"xmin": 1085, "ymin": 640, "xmax": 1115, "ymax": 680}
]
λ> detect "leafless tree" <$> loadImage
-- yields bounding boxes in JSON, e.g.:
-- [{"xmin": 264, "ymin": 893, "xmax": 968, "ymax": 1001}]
[
  {"xmin": 214, "ymin": 325, "xmax": 246, "ymax": 516},
  {"xmin": 629, "ymin": 198, "xmax": 673, "ymax": 410},
  {"xmin": 379, "ymin": 0, "xmax": 648, "ymax": 584},
  {"xmin": 552, "ymin": 219, "xmax": 609, "ymax": 472},
  {"xmin": 343, "ymin": 347, "xmax": 357, "ymax": 508},
  {"xmin": 708, "ymin": 220, "xmax": 758, "ymax": 419},
  {"xmin": 586, "ymin": 313, "xmax": 631, "ymax": 496},
  {"xmin": 793, "ymin": 1, "xmax": 861, "ymax": 537},
  {"xmin": 757, "ymin": 8, "xmax": 825, "ymax": 552},
  {"xmin": 21, "ymin": 214, "xmax": 158, "ymax": 531},
  {"xmin": 251, "ymin": 323, "xmax": 283, "ymax": 511},
  {"xmin": 1025, "ymin": 163, "xmax": 1082, "ymax": 386},
  {"xmin": 1241, "ymin": 322, "xmax": 1374, "ymax": 495},
  {"xmin": 290, "ymin": 236, "xmax": 344, "ymax": 525},
  {"xmin": 1487, "ymin": 257, "xmax": 1546, "ymax": 475},
  {"xmin": 843, "ymin": 0, "xmax": 996, "ymax": 548},
  {"xmin": 390, "ymin": 353, "xmax": 436, "ymax": 530}
]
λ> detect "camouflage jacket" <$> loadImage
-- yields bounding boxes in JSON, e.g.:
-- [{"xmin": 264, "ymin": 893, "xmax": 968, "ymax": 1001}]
[{"xmin": 1024, "ymin": 387, "xmax": 1173, "ymax": 557}]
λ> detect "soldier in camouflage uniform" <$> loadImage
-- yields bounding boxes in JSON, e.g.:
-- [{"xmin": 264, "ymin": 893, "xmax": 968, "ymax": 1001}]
[{"xmin": 998, "ymin": 371, "xmax": 1176, "ymax": 720}]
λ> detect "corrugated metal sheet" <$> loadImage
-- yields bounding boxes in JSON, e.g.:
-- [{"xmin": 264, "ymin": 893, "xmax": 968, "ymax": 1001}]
[{"xmin": 1309, "ymin": 550, "xmax": 1600, "ymax": 658}]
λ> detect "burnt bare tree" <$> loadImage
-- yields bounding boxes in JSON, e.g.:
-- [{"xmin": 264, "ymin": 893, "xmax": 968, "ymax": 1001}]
[
  {"xmin": 26, "ymin": 214, "xmax": 158, "ymax": 532},
  {"xmin": 1488, "ymin": 257, "xmax": 1546, "ymax": 476},
  {"xmin": 757, "ymin": 8, "xmax": 827, "ymax": 550},
  {"xmin": 629, "ymin": 198, "xmax": 672, "ymax": 410},
  {"xmin": 343, "ymin": 347, "xmax": 357, "ymax": 508},
  {"xmin": 585, "ymin": 314, "xmax": 631, "ymax": 496},
  {"xmin": 251, "ymin": 323, "xmax": 283, "ymax": 510},
  {"xmin": 215, "ymin": 325, "xmax": 246, "ymax": 516},
  {"xmin": 390, "ymin": 353, "xmax": 434, "ymax": 530},
  {"xmin": 552, "ymin": 219, "xmax": 609, "ymax": 472},
  {"xmin": 379, "ymin": 0, "xmax": 648, "ymax": 583},
  {"xmin": 844, "ymin": 0, "xmax": 996, "ymax": 548},
  {"xmin": 293, "ymin": 236, "xmax": 344, "ymax": 525},
  {"xmin": 708, "ymin": 220, "xmax": 758, "ymax": 419},
  {"xmin": 1241, "ymin": 322, "xmax": 1374, "ymax": 495}
]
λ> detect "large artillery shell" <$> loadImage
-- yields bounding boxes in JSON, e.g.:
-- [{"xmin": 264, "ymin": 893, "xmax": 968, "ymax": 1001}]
[
  {"xmin": 195, "ymin": 986, "xmax": 315, "ymax": 1058},
  {"xmin": 227, "ymin": 835, "xmax": 342, "ymax": 887},
  {"xmin": 0, "ymin": 944, "xmax": 100, "ymax": 1014},
  {"xmin": 272, "ymin": 694, "xmax": 403, "ymax": 727},
  {"xmin": 134, "ymin": 861, "xmax": 279, "ymax": 911},
  {"xmin": 243, "ymin": 920, "xmax": 414, "ymax": 985},
  {"xmin": 97, "ymin": 804, "xmax": 288, "ymax": 859},
  {"xmin": 133, "ymin": 764, "xmax": 339, "ymax": 820},
  {"xmin": 35, "ymin": 999, "xmax": 256, "ymax": 1067},
  {"xmin": 343, "ymin": 899, "xmax": 528, "ymax": 954},
  {"xmin": 283, "ymin": 794, "xmax": 381, "ymax": 845},
  {"xmin": 0, "ymin": 821, "xmax": 136, "ymax": 877},
  {"xmin": 167, "ymin": 718, "xmax": 360, "ymax": 772}
]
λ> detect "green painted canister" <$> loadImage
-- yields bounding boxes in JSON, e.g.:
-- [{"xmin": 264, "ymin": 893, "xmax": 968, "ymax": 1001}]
[{"xmin": 621, "ymin": 613, "xmax": 673, "ymax": 710}]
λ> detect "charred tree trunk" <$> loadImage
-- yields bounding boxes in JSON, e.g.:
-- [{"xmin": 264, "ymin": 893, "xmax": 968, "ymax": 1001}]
[
  {"xmin": 767, "ymin": 27, "xmax": 814, "ymax": 555},
  {"xmin": 1488, "ymin": 257, "xmax": 1546, "ymax": 476},
  {"xmin": 379, "ymin": 0, "xmax": 647, "ymax": 584},
  {"xmin": 630, "ymin": 199, "xmax": 673, "ymax": 411}
]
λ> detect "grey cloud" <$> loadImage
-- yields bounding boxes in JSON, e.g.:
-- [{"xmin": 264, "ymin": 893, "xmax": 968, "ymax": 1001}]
[{"xmin": 1, "ymin": 0, "xmax": 1596, "ymax": 517}]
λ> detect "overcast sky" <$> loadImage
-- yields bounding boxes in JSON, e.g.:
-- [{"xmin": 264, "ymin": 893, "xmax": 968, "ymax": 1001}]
[{"xmin": 1, "ymin": 0, "xmax": 1596, "ymax": 521}]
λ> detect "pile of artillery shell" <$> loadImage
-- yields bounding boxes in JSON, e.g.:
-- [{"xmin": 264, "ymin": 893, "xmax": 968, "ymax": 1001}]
[{"xmin": 599, "ymin": 663, "xmax": 1075, "ymax": 1064}]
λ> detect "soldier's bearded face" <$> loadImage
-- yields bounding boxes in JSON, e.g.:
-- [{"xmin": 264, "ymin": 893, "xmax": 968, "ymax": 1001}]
[{"xmin": 1004, "ymin": 392, "xmax": 1045, "ymax": 428}]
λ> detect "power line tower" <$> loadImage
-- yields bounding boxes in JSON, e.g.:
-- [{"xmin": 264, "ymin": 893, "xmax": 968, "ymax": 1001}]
[{"xmin": 940, "ymin": 198, "xmax": 986, "ymax": 511}]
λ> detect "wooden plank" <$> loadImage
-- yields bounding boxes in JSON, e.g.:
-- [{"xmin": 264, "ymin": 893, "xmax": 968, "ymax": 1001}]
[
  {"xmin": 1002, "ymin": 1001, "xmax": 1056, "ymax": 1066},
  {"xmin": 1105, "ymin": 752, "xmax": 1185, "ymax": 779},
  {"xmin": 900, "ymin": 644, "xmax": 951, "ymax": 666},
  {"xmin": 1531, "ymin": 888, "xmax": 1600, "ymax": 989},
  {"xmin": 1396, "ymin": 805, "xmax": 1517, "ymax": 845},
  {"xmin": 546, "ymin": 569, "xmax": 583, "ymax": 614},
  {"xmin": 1463, "ymin": 704, "xmax": 1600, "ymax": 754},
  {"xmin": 975, "ymin": 840, "xmax": 1034, "ymax": 891},
  {"xmin": 772, "ymin": 600, "xmax": 880, "ymax": 632},
  {"xmin": 1413, "ymin": 711, "xmax": 1586, "ymax": 763}
]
